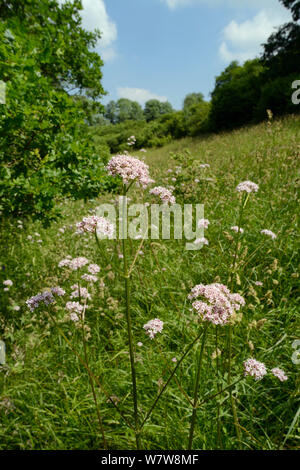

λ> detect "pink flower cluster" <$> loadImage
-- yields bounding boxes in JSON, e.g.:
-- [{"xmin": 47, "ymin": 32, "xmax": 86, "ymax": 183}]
[
  {"xmin": 188, "ymin": 283, "xmax": 245, "ymax": 326},
  {"xmin": 88, "ymin": 264, "xmax": 100, "ymax": 274},
  {"xmin": 58, "ymin": 257, "xmax": 89, "ymax": 271},
  {"xmin": 143, "ymin": 318, "xmax": 164, "ymax": 339},
  {"xmin": 236, "ymin": 181, "xmax": 259, "ymax": 193},
  {"xmin": 197, "ymin": 219, "xmax": 210, "ymax": 229},
  {"xmin": 70, "ymin": 284, "xmax": 91, "ymax": 301},
  {"xmin": 66, "ymin": 301, "xmax": 84, "ymax": 322},
  {"xmin": 107, "ymin": 154, "xmax": 153, "ymax": 188},
  {"xmin": 127, "ymin": 135, "xmax": 136, "ymax": 146},
  {"xmin": 26, "ymin": 287, "xmax": 65, "ymax": 312},
  {"xmin": 261, "ymin": 229, "xmax": 277, "ymax": 239},
  {"xmin": 76, "ymin": 216, "xmax": 114, "ymax": 238},
  {"xmin": 149, "ymin": 186, "xmax": 176, "ymax": 205},
  {"xmin": 271, "ymin": 367, "xmax": 288, "ymax": 382},
  {"xmin": 244, "ymin": 360, "xmax": 288, "ymax": 382},
  {"xmin": 81, "ymin": 274, "xmax": 98, "ymax": 283},
  {"xmin": 244, "ymin": 358, "xmax": 267, "ymax": 380},
  {"xmin": 194, "ymin": 237, "xmax": 209, "ymax": 246},
  {"xmin": 231, "ymin": 226, "xmax": 244, "ymax": 234}
]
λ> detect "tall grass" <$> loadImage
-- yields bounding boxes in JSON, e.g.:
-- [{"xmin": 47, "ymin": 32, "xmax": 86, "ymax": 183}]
[{"xmin": 0, "ymin": 114, "xmax": 299, "ymax": 450}]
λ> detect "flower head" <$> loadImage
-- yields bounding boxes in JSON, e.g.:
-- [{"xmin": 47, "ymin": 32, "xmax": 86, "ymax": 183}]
[
  {"xmin": 3, "ymin": 280, "xmax": 13, "ymax": 287},
  {"xmin": 143, "ymin": 318, "xmax": 164, "ymax": 339},
  {"xmin": 194, "ymin": 237, "xmax": 209, "ymax": 246},
  {"xmin": 59, "ymin": 257, "xmax": 89, "ymax": 271},
  {"xmin": 188, "ymin": 283, "xmax": 245, "ymax": 326},
  {"xmin": 271, "ymin": 367, "xmax": 288, "ymax": 382},
  {"xmin": 231, "ymin": 226, "xmax": 244, "ymax": 234},
  {"xmin": 66, "ymin": 301, "xmax": 84, "ymax": 316},
  {"xmin": 26, "ymin": 291, "xmax": 55, "ymax": 312},
  {"xmin": 244, "ymin": 358, "xmax": 267, "ymax": 380},
  {"xmin": 107, "ymin": 154, "xmax": 153, "ymax": 188},
  {"xmin": 76, "ymin": 216, "xmax": 114, "ymax": 238},
  {"xmin": 88, "ymin": 264, "xmax": 101, "ymax": 274},
  {"xmin": 198, "ymin": 219, "xmax": 210, "ymax": 229},
  {"xmin": 236, "ymin": 181, "xmax": 259, "ymax": 193},
  {"xmin": 149, "ymin": 186, "xmax": 176, "ymax": 205},
  {"xmin": 261, "ymin": 229, "xmax": 277, "ymax": 240}
]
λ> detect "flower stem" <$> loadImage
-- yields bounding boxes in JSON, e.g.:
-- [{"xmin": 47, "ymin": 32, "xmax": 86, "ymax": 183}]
[
  {"xmin": 122, "ymin": 185, "xmax": 140, "ymax": 449},
  {"xmin": 80, "ymin": 306, "xmax": 108, "ymax": 450},
  {"xmin": 188, "ymin": 324, "xmax": 209, "ymax": 450},
  {"xmin": 226, "ymin": 192, "xmax": 248, "ymax": 447}
]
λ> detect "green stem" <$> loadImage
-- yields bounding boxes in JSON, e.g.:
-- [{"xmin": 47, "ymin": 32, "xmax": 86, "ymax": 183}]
[
  {"xmin": 122, "ymin": 184, "xmax": 140, "ymax": 450},
  {"xmin": 140, "ymin": 330, "xmax": 204, "ymax": 430},
  {"xmin": 188, "ymin": 324, "xmax": 209, "ymax": 450},
  {"xmin": 226, "ymin": 192, "xmax": 248, "ymax": 447},
  {"xmin": 215, "ymin": 326, "xmax": 222, "ymax": 448},
  {"xmin": 80, "ymin": 306, "xmax": 108, "ymax": 450},
  {"xmin": 47, "ymin": 310, "xmax": 133, "ymax": 430}
]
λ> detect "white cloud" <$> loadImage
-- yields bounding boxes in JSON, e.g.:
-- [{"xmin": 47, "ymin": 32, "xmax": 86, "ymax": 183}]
[
  {"xmin": 117, "ymin": 87, "xmax": 168, "ymax": 105},
  {"xmin": 219, "ymin": 8, "xmax": 291, "ymax": 63},
  {"xmin": 161, "ymin": 0, "xmax": 193, "ymax": 8},
  {"xmin": 161, "ymin": 0, "xmax": 291, "ymax": 12},
  {"xmin": 59, "ymin": 0, "xmax": 117, "ymax": 61}
]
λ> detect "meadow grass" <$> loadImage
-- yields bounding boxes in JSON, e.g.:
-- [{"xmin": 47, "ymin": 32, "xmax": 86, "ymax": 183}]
[{"xmin": 0, "ymin": 114, "xmax": 299, "ymax": 450}]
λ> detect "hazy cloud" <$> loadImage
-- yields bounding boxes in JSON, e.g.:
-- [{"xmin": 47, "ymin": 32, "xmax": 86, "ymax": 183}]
[
  {"xmin": 117, "ymin": 87, "xmax": 168, "ymax": 105},
  {"xmin": 219, "ymin": 9, "xmax": 291, "ymax": 63}
]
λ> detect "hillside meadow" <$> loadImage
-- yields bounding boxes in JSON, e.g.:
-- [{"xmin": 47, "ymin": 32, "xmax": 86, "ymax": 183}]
[{"xmin": 0, "ymin": 114, "xmax": 299, "ymax": 450}]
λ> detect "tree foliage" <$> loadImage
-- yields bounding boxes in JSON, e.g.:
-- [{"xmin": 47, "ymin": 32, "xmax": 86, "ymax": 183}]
[
  {"xmin": 0, "ymin": 0, "xmax": 115, "ymax": 223},
  {"xmin": 144, "ymin": 99, "xmax": 173, "ymax": 122}
]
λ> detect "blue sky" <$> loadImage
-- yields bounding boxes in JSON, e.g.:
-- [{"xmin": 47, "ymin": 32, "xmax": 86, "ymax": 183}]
[{"xmin": 77, "ymin": 0, "xmax": 291, "ymax": 110}]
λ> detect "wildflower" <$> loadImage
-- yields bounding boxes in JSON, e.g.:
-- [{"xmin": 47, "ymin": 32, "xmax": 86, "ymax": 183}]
[
  {"xmin": 199, "ymin": 163, "xmax": 210, "ymax": 168},
  {"xmin": 194, "ymin": 237, "xmax": 209, "ymax": 246},
  {"xmin": 188, "ymin": 283, "xmax": 245, "ymax": 326},
  {"xmin": 198, "ymin": 219, "xmax": 210, "ymax": 229},
  {"xmin": 244, "ymin": 358, "xmax": 267, "ymax": 380},
  {"xmin": 81, "ymin": 274, "xmax": 98, "ymax": 283},
  {"xmin": 171, "ymin": 357, "xmax": 177, "ymax": 363},
  {"xmin": 58, "ymin": 258, "xmax": 72, "ymax": 268},
  {"xmin": 69, "ymin": 312, "xmax": 80, "ymax": 323},
  {"xmin": 149, "ymin": 186, "xmax": 176, "ymax": 204},
  {"xmin": 26, "ymin": 291, "xmax": 56, "ymax": 312},
  {"xmin": 66, "ymin": 301, "xmax": 84, "ymax": 315},
  {"xmin": 194, "ymin": 178, "xmax": 200, "ymax": 183},
  {"xmin": 88, "ymin": 264, "xmax": 100, "ymax": 274},
  {"xmin": 107, "ymin": 154, "xmax": 153, "ymax": 188},
  {"xmin": 51, "ymin": 286, "xmax": 66, "ymax": 296},
  {"xmin": 137, "ymin": 342, "xmax": 143, "ymax": 347},
  {"xmin": 231, "ymin": 226, "xmax": 244, "ymax": 234},
  {"xmin": 236, "ymin": 181, "xmax": 259, "ymax": 193},
  {"xmin": 211, "ymin": 348, "xmax": 221, "ymax": 360},
  {"xmin": 271, "ymin": 367, "xmax": 288, "ymax": 382},
  {"xmin": 255, "ymin": 281, "xmax": 263, "ymax": 286},
  {"xmin": 70, "ymin": 285, "xmax": 91, "ymax": 300},
  {"xmin": 76, "ymin": 216, "xmax": 114, "ymax": 238},
  {"xmin": 13, "ymin": 306, "xmax": 20, "ymax": 311},
  {"xmin": 143, "ymin": 318, "xmax": 164, "ymax": 339},
  {"xmin": 261, "ymin": 229, "xmax": 277, "ymax": 240},
  {"xmin": 3, "ymin": 280, "xmax": 13, "ymax": 287}
]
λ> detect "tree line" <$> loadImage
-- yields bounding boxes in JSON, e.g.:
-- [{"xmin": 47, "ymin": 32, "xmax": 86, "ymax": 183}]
[{"xmin": 0, "ymin": 0, "xmax": 299, "ymax": 221}]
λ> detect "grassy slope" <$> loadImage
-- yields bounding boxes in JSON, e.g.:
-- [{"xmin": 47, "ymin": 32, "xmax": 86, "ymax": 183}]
[{"xmin": 0, "ymin": 114, "xmax": 299, "ymax": 450}]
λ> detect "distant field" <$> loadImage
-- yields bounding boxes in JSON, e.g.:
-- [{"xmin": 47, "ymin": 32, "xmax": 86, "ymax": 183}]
[{"xmin": 0, "ymin": 114, "xmax": 299, "ymax": 450}]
